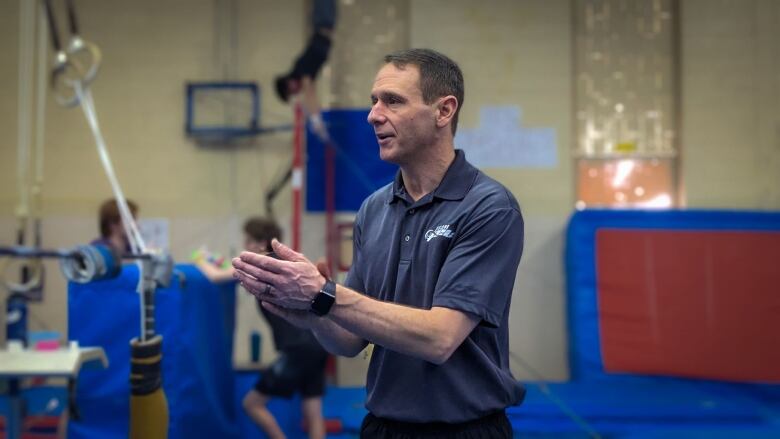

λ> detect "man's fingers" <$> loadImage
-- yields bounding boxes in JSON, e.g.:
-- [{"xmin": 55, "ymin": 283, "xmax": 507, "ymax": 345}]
[
  {"xmin": 255, "ymin": 292, "xmax": 286, "ymax": 307},
  {"xmin": 232, "ymin": 267, "xmax": 258, "ymax": 281},
  {"xmin": 237, "ymin": 251, "xmax": 285, "ymax": 275},
  {"xmin": 233, "ymin": 256, "xmax": 284, "ymax": 283},
  {"xmin": 234, "ymin": 270, "xmax": 267, "ymax": 295},
  {"xmin": 271, "ymin": 239, "xmax": 309, "ymax": 263},
  {"xmin": 235, "ymin": 270, "xmax": 279, "ymax": 301},
  {"xmin": 315, "ymin": 259, "xmax": 331, "ymax": 278},
  {"xmin": 260, "ymin": 301, "xmax": 286, "ymax": 317},
  {"xmin": 232, "ymin": 259, "xmax": 268, "ymax": 282}
]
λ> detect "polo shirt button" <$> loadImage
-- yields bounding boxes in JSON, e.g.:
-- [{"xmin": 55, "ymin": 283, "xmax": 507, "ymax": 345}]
[
  {"xmin": 408, "ymin": 209, "xmax": 415, "ymax": 215},
  {"xmin": 404, "ymin": 235, "xmax": 410, "ymax": 242}
]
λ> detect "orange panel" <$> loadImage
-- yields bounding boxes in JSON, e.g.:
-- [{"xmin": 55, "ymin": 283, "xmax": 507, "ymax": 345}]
[
  {"xmin": 596, "ymin": 229, "xmax": 780, "ymax": 382},
  {"xmin": 577, "ymin": 158, "xmax": 675, "ymax": 208}
]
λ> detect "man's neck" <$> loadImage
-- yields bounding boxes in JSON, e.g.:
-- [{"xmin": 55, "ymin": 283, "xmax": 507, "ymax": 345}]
[{"xmin": 400, "ymin": 145, "xmax": 456, "ymax": 202}]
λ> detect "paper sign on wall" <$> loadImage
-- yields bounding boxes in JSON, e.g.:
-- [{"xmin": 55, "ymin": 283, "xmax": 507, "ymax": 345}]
[
  {"xmin": 138, "ymin": 218, "xmax": 170, "ymax": 253},
  {"xmin": 455, "ymin": 106, "xmax": 557, "ymax": 168}
]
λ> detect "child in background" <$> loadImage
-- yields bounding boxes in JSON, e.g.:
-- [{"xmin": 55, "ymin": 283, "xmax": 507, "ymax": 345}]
[{"xmin": 194, "ymin": 217, "xmax": 328, "ymax": 439}]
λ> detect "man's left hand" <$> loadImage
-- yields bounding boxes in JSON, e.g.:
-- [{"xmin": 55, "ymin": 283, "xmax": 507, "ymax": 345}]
[{"xmin": 232, "ymin": 239, "xmax": 326, "ymax": 310}]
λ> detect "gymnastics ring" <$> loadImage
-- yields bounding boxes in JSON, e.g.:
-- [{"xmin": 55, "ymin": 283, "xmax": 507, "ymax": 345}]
[
  {"xmin": 51, "ymin": 53, "xmax": 88, "ymax": 107},
  {"xmin": 66, "ymin": 36, "xmax": 101, "ymax": 85},
  {"xmin": 43, "ymin": 0, "xmax": 102, "ymax": 107}
]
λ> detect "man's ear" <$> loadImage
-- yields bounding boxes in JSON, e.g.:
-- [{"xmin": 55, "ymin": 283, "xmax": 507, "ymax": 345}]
[{"xmin": 436, "ymin": 95, "xmax": 458, "ymax": 129}]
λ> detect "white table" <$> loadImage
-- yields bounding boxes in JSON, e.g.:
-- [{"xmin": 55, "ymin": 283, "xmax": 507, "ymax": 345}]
[{"xmin": 0, "ymin": 346, "xmax": 108, "ymax": 439}]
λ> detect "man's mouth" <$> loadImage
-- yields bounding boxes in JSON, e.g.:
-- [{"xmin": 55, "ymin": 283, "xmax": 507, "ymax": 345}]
[{"xmin": 376, "ymin": 133, "xmax": 395, "ymax": 144}]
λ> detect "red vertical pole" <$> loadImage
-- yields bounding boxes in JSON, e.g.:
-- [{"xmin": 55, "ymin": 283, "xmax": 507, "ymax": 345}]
[
  {"xmin": 325, "ymin": 140, "xmax": 336, "ymax": 276},
  {"xmin": 291, "ymin": 104, "xmax": 303, "ymax": 252}
]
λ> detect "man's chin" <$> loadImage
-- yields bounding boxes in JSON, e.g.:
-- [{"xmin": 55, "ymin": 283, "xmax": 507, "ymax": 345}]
[{"xmin": 378, "ymin": 145, "xmax": 402, "ymax": 164}]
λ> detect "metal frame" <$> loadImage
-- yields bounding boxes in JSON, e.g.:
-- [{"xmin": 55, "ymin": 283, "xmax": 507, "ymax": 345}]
[{"xmin": 185, "ymin": 82, "xmax": 260, "ymax": 137}]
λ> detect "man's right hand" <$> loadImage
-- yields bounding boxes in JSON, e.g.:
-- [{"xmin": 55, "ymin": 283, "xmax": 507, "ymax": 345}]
[
  {"xmin": 315, "ymin": 258, "xmax": 331, "ymax": 279},
  {"xmin": 260, "ymin": 260, "xmax": 331, "ymax": 329}
]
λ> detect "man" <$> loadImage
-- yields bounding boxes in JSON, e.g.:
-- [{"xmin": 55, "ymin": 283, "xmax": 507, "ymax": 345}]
[
  {"xmin": 91, "ymin": 198, "xmax": 138, "ymax": 255},
  {"xmin": 234, "ymin": 48, "xmax": 525, "ymax": 438},
  {"xmin": 274, "ymin": 0, "xmax": 337, "ymax": 142},
  {"xmin": 194, "ymin": 217, "xmax": 328, "ymax": 439}
]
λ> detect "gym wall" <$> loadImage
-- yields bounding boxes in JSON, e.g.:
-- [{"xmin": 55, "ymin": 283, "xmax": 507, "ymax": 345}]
[{"xmin": 0, "ymin": 0, "xmax": 778, "ymax": 385}]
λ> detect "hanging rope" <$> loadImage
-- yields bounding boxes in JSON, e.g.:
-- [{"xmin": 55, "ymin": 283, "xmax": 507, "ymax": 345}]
[{"xmin": 73, "ymin": 83, "xmax": 146, "ymax": 255}]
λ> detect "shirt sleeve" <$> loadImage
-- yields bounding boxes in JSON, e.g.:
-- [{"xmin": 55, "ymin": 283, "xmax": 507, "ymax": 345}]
[{"xmin": 432, "ymin": 207, "xmax": 524, "ymax": 327}]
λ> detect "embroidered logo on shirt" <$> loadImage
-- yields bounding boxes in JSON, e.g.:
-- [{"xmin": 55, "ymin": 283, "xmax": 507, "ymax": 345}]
[{"xmin": 424, "ymin": 224, "xmax": 454, "ymax": 242}]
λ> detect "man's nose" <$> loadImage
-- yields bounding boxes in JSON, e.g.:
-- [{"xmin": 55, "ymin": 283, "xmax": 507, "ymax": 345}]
[{"xmin": 367, "ymin": 104, "xmax": 384, "ymax": 125}]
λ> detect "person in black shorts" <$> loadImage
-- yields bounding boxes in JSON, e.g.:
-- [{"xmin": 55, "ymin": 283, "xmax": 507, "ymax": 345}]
[
  {"xmin": 249, "ymin": 293, "xmax": 329, "ymax": 439},
  {"xmin": 194, "ymin": 217, "xmax": 329, "ymax": 439},
  {"xmin": 274, "ymin": 0, "xmax": 337, "ymax": 142}
]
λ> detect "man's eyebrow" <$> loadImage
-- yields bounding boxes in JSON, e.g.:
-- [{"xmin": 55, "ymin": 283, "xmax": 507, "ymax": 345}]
[{"xmin": 375, "ymin": 91, "xmax": 405, "ymax": 102}]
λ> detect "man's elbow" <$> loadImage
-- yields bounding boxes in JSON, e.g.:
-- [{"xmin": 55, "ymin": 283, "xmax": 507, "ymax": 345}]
[
  {"xmin": 424, "ymin": 308, "xmax": 479, "ymax": 364},
  {"xmin": 338, "ymin": 345, "xmax": 364, "ymax": 358},
  {"xmin": 428, "ymin": 336, "xmax": 460, "ymax": 365},
  {"xmin": 328, "ymin": 340, "xmax": 368, "ymax": 358}
]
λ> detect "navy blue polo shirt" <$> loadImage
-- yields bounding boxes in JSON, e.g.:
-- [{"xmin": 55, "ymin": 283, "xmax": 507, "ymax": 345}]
[{"xmin": 344, "ymin": 149, "xmax": 525, "ymax": 423}]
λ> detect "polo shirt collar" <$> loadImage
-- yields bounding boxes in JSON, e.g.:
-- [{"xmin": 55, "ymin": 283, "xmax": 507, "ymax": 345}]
[
  {"xmin": 388, "ymin": 149, "xmax": 477, "ymax": 204},
  {"xmin": 389, "ymin": 171, "xmax": 408, "ymax": 204}
]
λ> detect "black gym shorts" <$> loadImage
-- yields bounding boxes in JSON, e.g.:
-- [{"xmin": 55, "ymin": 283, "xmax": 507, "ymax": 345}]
[{"xmin": 254, "ymin": 346, "xmax": 328, "ymax": 399}]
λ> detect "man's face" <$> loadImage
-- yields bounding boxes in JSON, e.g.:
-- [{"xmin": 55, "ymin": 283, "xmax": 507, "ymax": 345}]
[{"xmin": 367, "ymin": 63, "xmax": 438, "ymax": 165}]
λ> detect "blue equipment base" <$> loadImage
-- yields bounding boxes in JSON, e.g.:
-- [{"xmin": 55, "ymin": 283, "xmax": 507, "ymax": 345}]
[{"xmin": 67, "ymin": 264, "xmax": 238, "ymax": 439}]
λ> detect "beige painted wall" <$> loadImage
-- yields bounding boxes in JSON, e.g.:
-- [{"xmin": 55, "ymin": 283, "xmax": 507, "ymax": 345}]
[
  {"xmin": 681, "ymin": 0, "xmax": 780, "ymax": 209},
  {"xmin": 1, "ymin": 0, "xmax": 305, "ymax": 217},
  {"xmin": 1, "ymin": 0, "xmax": 778, "ymax": 386}
]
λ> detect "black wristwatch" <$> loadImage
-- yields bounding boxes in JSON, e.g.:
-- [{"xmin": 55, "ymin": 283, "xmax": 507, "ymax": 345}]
[{"xmin": 310, "ymin": 279, "xmax": 336, "ymax": 316}]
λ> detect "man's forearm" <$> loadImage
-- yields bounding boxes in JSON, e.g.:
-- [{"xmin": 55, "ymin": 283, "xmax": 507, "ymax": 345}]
[
  {"xmin": 311, "ymin": 316, "xmax": 367, "ymax": 357},
  {"xmin": 325, "ymin": 285, "xmax": 478, "ymax": 364},
  {"xmin": 231, "ymin": 240, "xmax": 475, "ymax": 363}
]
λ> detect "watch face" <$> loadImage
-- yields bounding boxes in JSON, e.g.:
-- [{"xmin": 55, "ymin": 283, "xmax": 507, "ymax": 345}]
[
  {"xmin": 311, "ymin": 281, "xmax": 336, "ymax": 316},
  {"xmin": 311, "ymin": 293, "xmax": 333, "ymax": 316}
]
